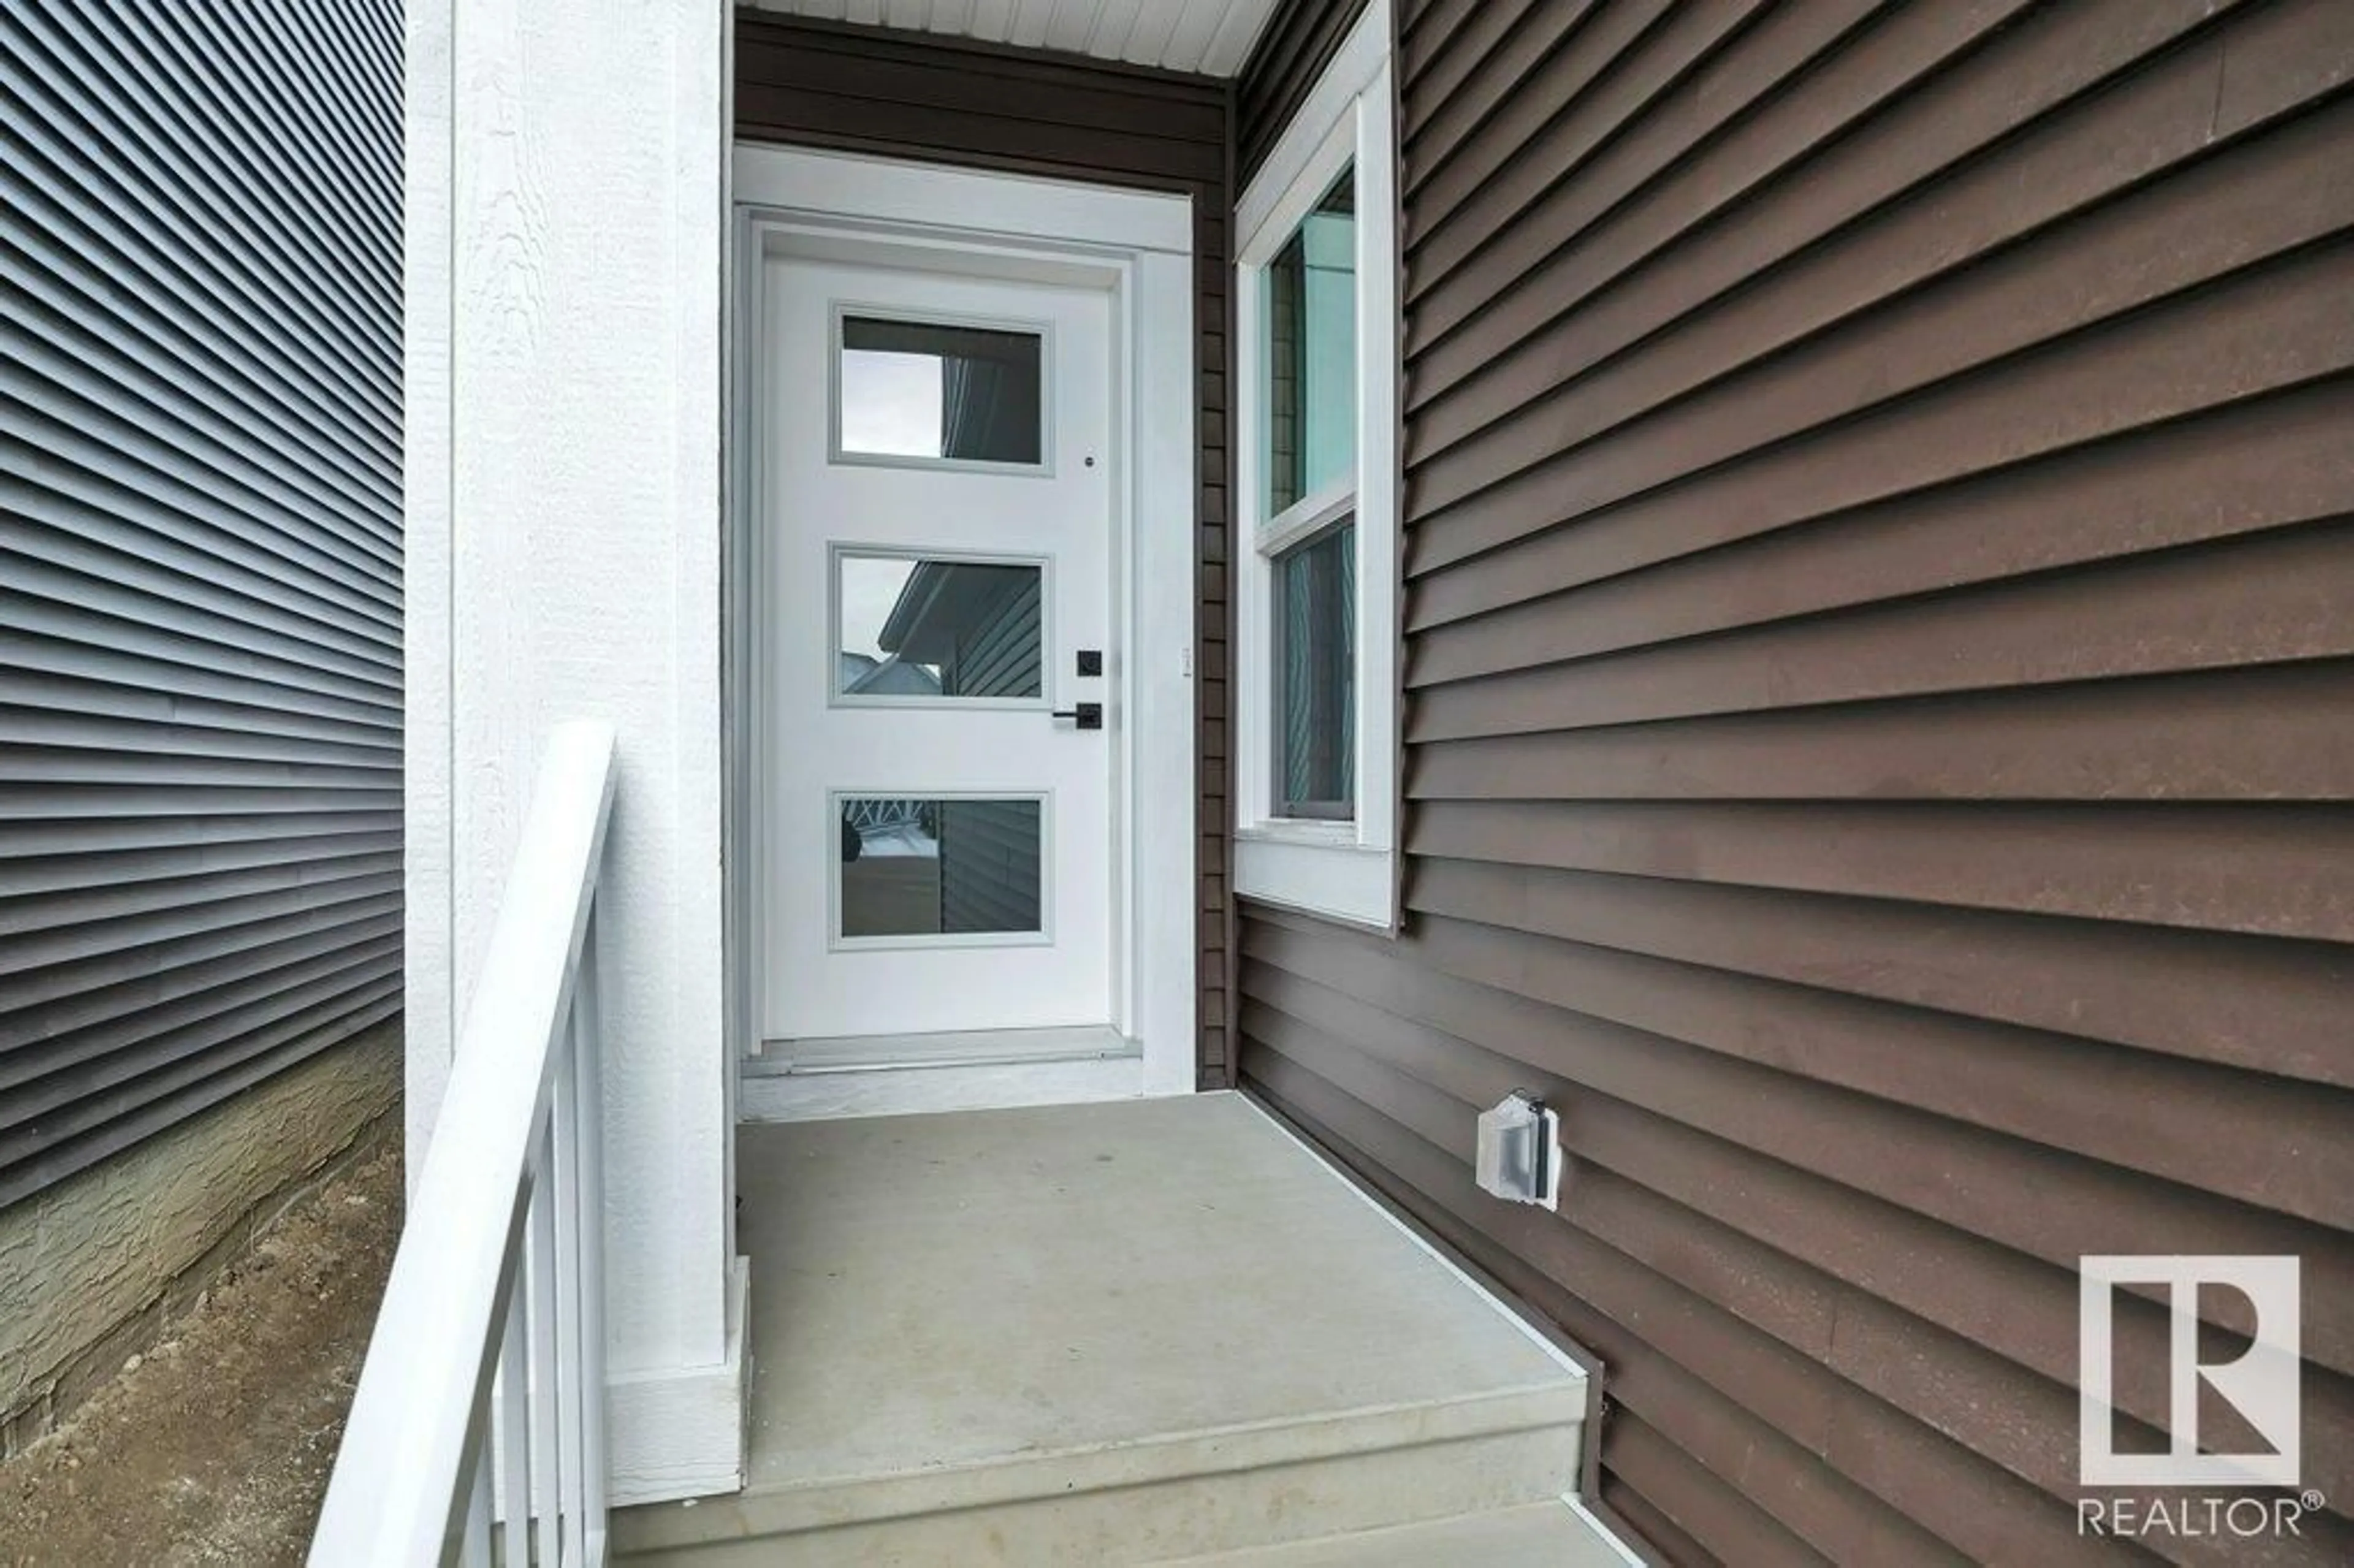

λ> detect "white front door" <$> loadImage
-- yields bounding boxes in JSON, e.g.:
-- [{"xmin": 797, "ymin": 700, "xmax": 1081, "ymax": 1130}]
[{"xmin": 763, "ymin": 256, "xmax": 1117, "ymax": 1043}]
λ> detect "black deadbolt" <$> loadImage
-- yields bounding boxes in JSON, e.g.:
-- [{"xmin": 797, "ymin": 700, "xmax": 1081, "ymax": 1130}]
[{"xmin": 1076, "ymin": 649, "xmax": 1103, "ymax": 677}]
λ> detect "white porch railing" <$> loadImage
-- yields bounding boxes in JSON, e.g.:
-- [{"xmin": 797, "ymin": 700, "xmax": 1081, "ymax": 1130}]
[{"xmin": 312, "ymin": 723, "xmax": 619, "ymax": 1567}]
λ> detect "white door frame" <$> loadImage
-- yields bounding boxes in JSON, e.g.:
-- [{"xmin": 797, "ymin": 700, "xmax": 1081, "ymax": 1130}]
[{"xmin": 729, "ymin": 143, "xmax": 1199, "ymax": 1105}]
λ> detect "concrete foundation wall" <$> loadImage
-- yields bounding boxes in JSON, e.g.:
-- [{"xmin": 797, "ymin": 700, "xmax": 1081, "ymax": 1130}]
[{"xmin": 0, "ymin": 1024, "xmax": 402, "ymax": 1458}]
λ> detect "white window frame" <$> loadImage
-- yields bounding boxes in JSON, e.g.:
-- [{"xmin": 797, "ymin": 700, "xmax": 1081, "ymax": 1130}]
[{"xmin": 1233, "ymin": 0, "xmax": 1398, "ymax": 932}]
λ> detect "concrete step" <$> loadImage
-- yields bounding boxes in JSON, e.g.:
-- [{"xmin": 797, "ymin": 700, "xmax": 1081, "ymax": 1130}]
[
  {"xmin": 614, "ymin": 1094, "xmax": 1591, "ymax": 1566},
  {"xmin": 1152, "ymin": 1501, "xmax": 1637, "ymax": 1567},
  {"xmin": 615, "ymin": 1406, "xmax": 1585, "ymax": 1564}
]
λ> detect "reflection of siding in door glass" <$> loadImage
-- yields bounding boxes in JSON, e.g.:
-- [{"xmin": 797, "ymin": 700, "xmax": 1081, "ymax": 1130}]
[
  {"xmin": 839, "ymin": 558, "xmax": 1043, "ymax": 700},
  {"xmin": 940, "ymin": 800, "xmax": 1043, "ymax": 935},
  {"xmin": 945, "ymin": 573, "xmax": 1042, "ymax": 698},
  {"xmin": 839, "ymin": 796, "xmax": 1042, "ymax": 938}
]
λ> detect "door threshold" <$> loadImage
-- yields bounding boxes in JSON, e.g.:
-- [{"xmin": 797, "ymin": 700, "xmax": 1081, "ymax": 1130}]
[
  {"xmin": 740, "ymin": 1052, "xmax": 1149, "ymax": 1123},
  {"xmin": 748, "ymin": 1024, "xmax": 1137, "ymax": 1078}
]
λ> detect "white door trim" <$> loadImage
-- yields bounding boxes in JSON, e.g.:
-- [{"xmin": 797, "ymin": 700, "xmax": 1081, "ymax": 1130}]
[{"xmin": 729, "ymin": 142, "xmax": 1199, "ymax": 1108}]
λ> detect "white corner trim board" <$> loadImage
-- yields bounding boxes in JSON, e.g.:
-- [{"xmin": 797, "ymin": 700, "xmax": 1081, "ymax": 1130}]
[{"xmin": 406, "ymin": 0, "xmax": 739, "ymax": 1507}]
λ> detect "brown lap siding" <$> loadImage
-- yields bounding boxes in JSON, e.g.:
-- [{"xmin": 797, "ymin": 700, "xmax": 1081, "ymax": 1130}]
[{"xmin": 1236, "ymin": 0, "xmax": 2354, "ymax": 1562}]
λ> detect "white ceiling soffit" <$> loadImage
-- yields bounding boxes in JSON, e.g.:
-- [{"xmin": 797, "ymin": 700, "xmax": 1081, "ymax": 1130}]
[{"xmin": 744, "ymin": 0, "xmax": 1285, "ymax": 78}]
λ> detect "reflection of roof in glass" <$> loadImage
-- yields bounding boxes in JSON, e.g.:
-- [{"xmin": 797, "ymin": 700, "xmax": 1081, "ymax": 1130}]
[
  {"xmin": 880, "ymin": 561, "xmax": 1025, "ymax": 660},
  {"xmin": 836, "ymin": 650, "xmax": 941, "ymax": 696}
]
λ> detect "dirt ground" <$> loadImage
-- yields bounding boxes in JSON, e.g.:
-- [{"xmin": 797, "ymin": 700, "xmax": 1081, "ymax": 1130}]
[{"xmin": 0, "ymin": 1141, "xmax": 402, "ymax": 1568}]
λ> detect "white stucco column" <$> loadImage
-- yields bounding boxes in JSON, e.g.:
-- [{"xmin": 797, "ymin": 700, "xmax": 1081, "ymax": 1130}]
[{"xmin": 403, "ymin": 0, "xmax": 744, "ymax": 1505}]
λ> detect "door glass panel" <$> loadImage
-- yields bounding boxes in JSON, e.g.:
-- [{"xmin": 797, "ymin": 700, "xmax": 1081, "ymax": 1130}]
[
  {"xmin": 837, "ymin": 797, "xmax": 1045, "ymax": 940},
  {"xmin": 1275, "ymin": 519, "xmax": 1355, "ymax": 819},
  {"xmin": 834, "ymin": 554, "xmax": 1044, "ymax": 701},
  {"xmin": 837, "ymin": 315, "xmax": 1045, "ymax": 466}
]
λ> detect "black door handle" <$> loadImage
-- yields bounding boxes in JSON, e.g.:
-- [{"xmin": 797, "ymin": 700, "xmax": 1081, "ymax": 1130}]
[{"xmin": 1051, "ymin": 702, "xmax": 1103, "ymax": 731}]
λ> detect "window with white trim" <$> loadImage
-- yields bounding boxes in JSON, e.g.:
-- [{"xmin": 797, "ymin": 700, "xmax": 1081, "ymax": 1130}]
[{"xmin": 1233, "ymin": 0, "xmax": 1398, "ymax": 931}]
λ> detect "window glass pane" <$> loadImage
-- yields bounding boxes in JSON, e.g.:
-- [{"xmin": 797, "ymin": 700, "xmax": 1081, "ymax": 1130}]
[
  {"xmin": 839, "ymin": 316, "xmax": 1043, "ymax": 465},
  {"xmin": 835, "ymin": 555, "xmax": 1043, "ymax": 700},
  {"xmin": 1262, "ymin": 166, "xmax": 1357, "ymax": 516},
  {"xmin": 1276, "ymin": 521, "xmax": 1355, "ymax": 818},
  {"xmin": 838, "ymin": 797, "xmax": 1044, "ymax": 938}
]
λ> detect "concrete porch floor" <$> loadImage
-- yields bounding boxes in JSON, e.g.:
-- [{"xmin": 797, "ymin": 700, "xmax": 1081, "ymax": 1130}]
[{"xmin": 615, "ymin": 1093, "xmax": 1621, "ymax": 1565}]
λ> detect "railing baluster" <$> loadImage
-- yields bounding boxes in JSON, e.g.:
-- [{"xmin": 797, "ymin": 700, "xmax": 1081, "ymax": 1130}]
[
  {"xmin": 529, "ymin": 1125, "xmax": 560, "ymax": 1563},
  {"xmin": 460, "ymin": 1431, "xmax": 493, "ymax": 1568},
  {"xmin": 574, "ymin": 915, "xmax": 609, "ymax": 1564},
  {"xmin": 553, "ymin": 1028, "xmax": 587, "ymax": 1564},
  {"xmin": 498, "ymin": 1275, "xmax": 531, "ymax": 1568}
]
